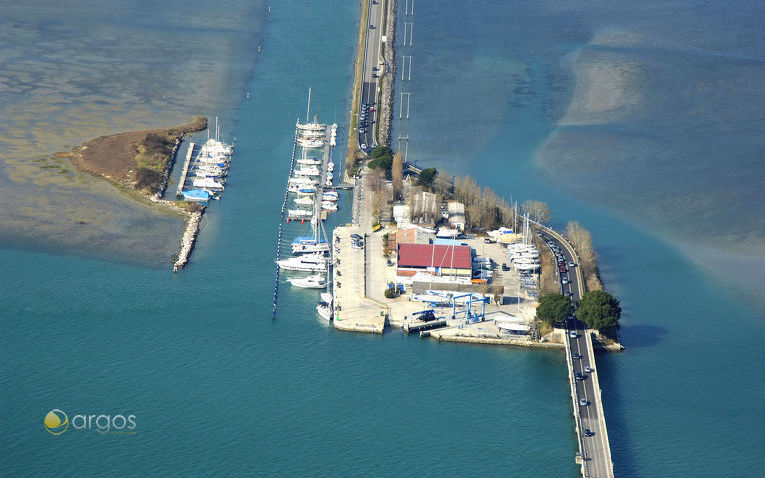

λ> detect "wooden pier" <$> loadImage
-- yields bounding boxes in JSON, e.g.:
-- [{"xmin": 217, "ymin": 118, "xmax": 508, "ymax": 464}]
[{"xmin": 176, "ymin": 142, "xmax": 195, "ymax": 197}]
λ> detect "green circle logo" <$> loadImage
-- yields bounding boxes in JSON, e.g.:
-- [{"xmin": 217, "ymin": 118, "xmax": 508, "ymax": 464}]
[{"xmin": 44, "ymin": 409, "xmax": 68, "ymax": 435}]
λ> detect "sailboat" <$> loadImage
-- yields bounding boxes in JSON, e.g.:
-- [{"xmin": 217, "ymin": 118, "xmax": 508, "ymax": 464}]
[{"xmin": 292, "ymin": 201, "xmax": 330, "ymax": 254}]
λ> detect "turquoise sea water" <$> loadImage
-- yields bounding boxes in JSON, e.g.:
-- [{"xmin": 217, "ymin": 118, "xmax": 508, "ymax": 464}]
[
  {"xmin": 393, "ymin": 0, "xmax": 765, "ymax": 475},
  {"xmin": 2, "ymin": 1, "xmax": 764, "ymax": 477}
]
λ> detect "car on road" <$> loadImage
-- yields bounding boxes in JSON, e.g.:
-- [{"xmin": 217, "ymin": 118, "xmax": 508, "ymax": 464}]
[
  {"xmin": 573, "ymin": 353, "xmax": 582, "ymax": 360},
  {"xmin": 584, "ymin": 366, "xmax": 593, "ymax": 373},
  {"xmin": 575, "ymin": 371, "xmax": 583, "ymax": 381},
  {"xmin": 562, "ymin": 278, "xmax": 569, "ymax": 285},
  {"xmin": 559, "ymin": 266, "xmax": 567, "ymax": 273},
  {"xmin": 361, "ymin": 143, "xmax": 367, "ymax": 150},
  {"xmin": 570, "ymin": 330, "xmax": 577, "ymax": 338},
  {"xmin": 579, "ymin": 397, "xmax": 588, "ymax": 406},
  {"xmin": 369, "ymin": 106, "xmax": 375, "ymax": 112},
  {"xmin": 351, "ymin": 234, "xmax": 362, "ymax": 240},
  {"xmin": 359, "ymin": 128, "xmax": 366, "ymax": 133},
  {"xmin": 386, "ymin": 258, "xmax": 393, "ymax": 266},
  {"xmin": 369, "ymin": 24, "xmax": 374, "ymax": 29},
  {"xmin": 584, "ymin": 428, "xmax": 594, "ymax": 437},
  {"xmin": 569, "ymin": 261, "xmax": 576, "ymax": 267}
]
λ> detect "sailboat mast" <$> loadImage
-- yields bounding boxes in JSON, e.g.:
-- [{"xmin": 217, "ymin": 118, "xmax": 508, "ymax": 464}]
[{"xmin": 306, "ymin": 87, "xmax": 312, "ymax": 124}]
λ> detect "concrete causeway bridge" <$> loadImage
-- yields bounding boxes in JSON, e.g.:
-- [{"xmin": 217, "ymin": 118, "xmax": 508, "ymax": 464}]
[{"xmin": 534, "ymin": 220, "xmax": 615, "ymax": 478}]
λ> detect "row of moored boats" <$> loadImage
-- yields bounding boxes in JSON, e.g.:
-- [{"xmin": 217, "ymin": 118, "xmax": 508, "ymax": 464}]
[
  {"xmin": 279, "ymin": 118, "xmax": 338, "ymax": 321},
  {"xmin": 180, "ymin": 125, "xmax": 234, "ymax": 203}
]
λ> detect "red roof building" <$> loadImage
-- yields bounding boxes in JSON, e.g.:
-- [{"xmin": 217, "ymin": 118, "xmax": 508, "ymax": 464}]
[{"xmin": 396, "ymin": 243, "xmax": 472, "ymax": 277}]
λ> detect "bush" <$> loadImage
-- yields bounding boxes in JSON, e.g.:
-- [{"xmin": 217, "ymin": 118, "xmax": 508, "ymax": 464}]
[{"xmin": 384, "ymin": 287, "xmax": 398, "ymax": 299}]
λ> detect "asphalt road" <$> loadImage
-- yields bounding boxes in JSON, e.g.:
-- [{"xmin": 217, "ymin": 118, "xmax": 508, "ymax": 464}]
[
  {"xmin": 540, "ymin": 230, "xmax": 613, "ymax": 478},
  {"xmin": 358, "ymin": 0, "xmax": 384, "ymax": 151}
]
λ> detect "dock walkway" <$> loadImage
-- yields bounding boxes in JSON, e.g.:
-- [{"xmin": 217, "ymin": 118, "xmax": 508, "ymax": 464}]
[{"xmin": 176, "ymin": 142, "xmax": 195, "ymax": 197}]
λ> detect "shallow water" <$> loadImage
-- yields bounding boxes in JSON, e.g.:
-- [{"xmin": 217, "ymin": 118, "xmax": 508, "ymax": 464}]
[
  {"xmin": 393, "ymin": 0, "xmax": 765, "ymax": 475},
  {"xmin": 0, "ymin": 0, "xmax": 266, "ymax": 263}
]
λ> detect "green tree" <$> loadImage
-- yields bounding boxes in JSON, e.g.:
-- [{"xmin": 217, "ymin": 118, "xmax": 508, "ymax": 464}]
[
  {"xmin": 370, "ymin": 145, "xmax": 393, "ymax": 159},
  {"xmin": 417, "ymin": 167, "xmax": 438, "ymax": 188},
  {"xmin": 577, "ymin": 290, "xmax": 621, "ymax": 334},
  {"xmin": 535, "ymin": 293, "xmax": 573, "ymax": 326},
  {"xmin": 367, "ymin": 146, "xmax": 394, "ymax": 171}
]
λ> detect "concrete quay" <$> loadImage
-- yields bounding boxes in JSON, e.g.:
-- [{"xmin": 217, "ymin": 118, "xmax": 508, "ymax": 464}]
[{"xmin": 331, "ymin": 226, "xmax": 386, "ymax": 334}]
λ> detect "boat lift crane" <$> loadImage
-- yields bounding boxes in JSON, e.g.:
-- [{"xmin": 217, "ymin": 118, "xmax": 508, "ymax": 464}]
[{"xmin": 451, "ymin": 293, "xmax": 489, "ymax": 323}]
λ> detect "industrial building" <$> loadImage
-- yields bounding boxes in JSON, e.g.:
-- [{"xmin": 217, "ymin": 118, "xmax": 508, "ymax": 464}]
[{"xmin": 396, "ymin": 243, "xmax": 472, "ymax": 278}]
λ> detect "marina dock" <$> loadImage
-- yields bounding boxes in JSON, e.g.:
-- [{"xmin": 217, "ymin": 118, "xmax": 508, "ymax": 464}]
[{"xmin": 176, "ymin": 142, "xmax": 195, "ymax": 197}]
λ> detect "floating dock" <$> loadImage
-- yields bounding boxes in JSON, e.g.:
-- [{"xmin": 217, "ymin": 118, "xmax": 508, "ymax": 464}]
[{"xmin": 403, "ymin": 318, "xmax": 447, "ymax": 334}]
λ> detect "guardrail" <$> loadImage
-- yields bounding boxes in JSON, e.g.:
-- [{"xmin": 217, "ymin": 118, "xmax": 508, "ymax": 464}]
[
  {"xmin": 564, "ymin": 329, "xmax": 590, "ymax": 477},
  {"xmin": 585, "ymin": 331, "xmax": 614, "ymax": 476}
]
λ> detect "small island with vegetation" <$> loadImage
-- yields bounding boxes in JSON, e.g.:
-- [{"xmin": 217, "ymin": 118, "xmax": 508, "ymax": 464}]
[{"xmin": 70, "ymin": 116, "xmax": 207, "ymax": 199}]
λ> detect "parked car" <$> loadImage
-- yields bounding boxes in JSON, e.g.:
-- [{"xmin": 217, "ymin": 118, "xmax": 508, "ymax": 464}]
[
  {"xmin": 579, "ymin": 397, "xmax": 588, "ymax": 406},
  {"xmin": 584, "ymin": 428, "xmax": 594, "ymax": 437}
]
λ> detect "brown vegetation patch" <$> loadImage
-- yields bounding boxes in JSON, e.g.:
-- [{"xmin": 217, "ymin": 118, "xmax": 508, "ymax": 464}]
[{"xmin": 70, "ymin": 117, "xmax": 207, "ymax": 193}]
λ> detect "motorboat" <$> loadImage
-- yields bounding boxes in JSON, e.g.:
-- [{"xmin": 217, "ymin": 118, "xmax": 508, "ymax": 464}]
[
  {"xmin": 181, "ymin": 189, "xmax": 210, "ymax": 202},
  {"xmin": 277, "ymin": 254, "xmax": 326, "ymax": 272},
  {"xmin": 293, "ymin": 197, "xmax": 314, "ymax": 206},
  {"xmin": 327, "ymin": 162, "xmax": 334, "ymax": 172},
  {"xmin": 288, "ymin": 274, "xmax": 326, "ymax": 289},
  {"xmin": 297, "ymin": 158, "xmax": 321, "ymax": 166},
  {"xmin": 321, "ymin": 201, "xmax": 337, "ymax": 212},
  {"xmin": 316, "ymin": 301, "xmax": 332, "ymax": 321}
]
